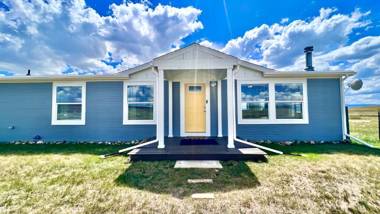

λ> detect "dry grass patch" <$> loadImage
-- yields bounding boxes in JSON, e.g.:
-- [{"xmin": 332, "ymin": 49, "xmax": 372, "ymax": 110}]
[{"xmin": 0, "ymin": 144, "xmax": 379, "ymax": 213}]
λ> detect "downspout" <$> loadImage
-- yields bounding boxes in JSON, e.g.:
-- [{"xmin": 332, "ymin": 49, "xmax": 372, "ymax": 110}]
[
  {"xmin": 341, "ymin": 75, "xmax": 377, "ymax": 148},
  {"xmin": 231, "ymin": 65, "xmax": 283, "ymax": 155},
  {"xmin": 100, "ymin": 67, "xmax": 160, "ymax": 158}
]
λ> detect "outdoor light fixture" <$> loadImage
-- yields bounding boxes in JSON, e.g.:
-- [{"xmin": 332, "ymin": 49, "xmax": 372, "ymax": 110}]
[{"xmin": 210, "ymin": 81, "xmax": 217, "ymax": 87}]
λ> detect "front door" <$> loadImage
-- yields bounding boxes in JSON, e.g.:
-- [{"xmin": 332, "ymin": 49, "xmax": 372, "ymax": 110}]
[{"xmin": 185, "ymin": 83, "xmax": 206, "ymax": 133}]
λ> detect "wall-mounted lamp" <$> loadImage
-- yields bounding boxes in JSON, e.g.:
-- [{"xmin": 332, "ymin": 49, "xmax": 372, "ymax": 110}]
[{"xmin": 210, "ymin": 81, "xmax": 217, "ymax": 87}]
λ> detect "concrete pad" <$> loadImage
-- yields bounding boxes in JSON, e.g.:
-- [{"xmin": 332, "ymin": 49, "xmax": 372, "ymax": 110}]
[
  {"xmin": 238, "ymin": 148, "xmax": 267, "ymax": 155},
  {"xmin": 191, "ymin": 193, "xmax": 214, "ymax": 199},
  {"xmin": 174, "ymin": 160, "xmax": 223, "ymax": 169},
  {"xmin": 187, "ymin": 179, "xmax": 213, "ymax": 184}
]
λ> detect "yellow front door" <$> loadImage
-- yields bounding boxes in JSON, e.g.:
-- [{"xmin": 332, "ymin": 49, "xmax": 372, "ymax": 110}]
[{"xmin": 185, "ymin": 83, "xmax": 206, "ymax": 133}]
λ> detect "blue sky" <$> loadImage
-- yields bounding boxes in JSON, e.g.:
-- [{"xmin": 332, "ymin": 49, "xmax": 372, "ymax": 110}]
[{"xmin": 0, "ymin": 0, "xmax": 379, "ymax": 104}]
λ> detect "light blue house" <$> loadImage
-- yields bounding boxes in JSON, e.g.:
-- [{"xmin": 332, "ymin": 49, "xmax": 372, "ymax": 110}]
[{"xmin": 0, "ymin": 44, "xmax": 355, "ymax": 152}]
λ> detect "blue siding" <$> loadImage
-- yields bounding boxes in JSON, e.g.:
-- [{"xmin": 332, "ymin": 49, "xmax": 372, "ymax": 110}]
[
  {"xmin": 210, "ymin": 81, "xmax": 218, "ymax": 136},
  {"xmin": 234, "ymin": 79, "xmax": 343, "ymax": 141},
  {"xmin": 164, "ymin": 80, "xmax": 168, "ymax": 136},
  {"xmin": 222, "ymin": 80, "xmax": 228, "ymax": 136},
  {"xmin": 172, "ymin": 82, "xmax": 181, "ymax": 137},
  {"xmin": 0, "ymin": 82, "xmax": 156, "ymax": 141}
]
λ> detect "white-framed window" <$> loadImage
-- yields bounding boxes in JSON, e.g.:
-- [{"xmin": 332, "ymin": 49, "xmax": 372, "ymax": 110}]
[
  {"xmin": 52, "ymin": 82, "xmax": 86, "ymax": 125},
  {"xmin": 237, "ymin": 79, "xmax": 309, "ymax": 124},
  {"xmin": 275, "ymin": 83, "xmax": 304, "ymax": 120},
  {"xmin": 123, "ymin": 81, "xmax": 155, "ymax": 125}
]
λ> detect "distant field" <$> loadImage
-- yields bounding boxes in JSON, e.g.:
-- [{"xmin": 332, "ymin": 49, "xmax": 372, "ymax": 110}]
[{"xmin": 348, "ymin": 106, "xmax": 380, "ymax": 147}]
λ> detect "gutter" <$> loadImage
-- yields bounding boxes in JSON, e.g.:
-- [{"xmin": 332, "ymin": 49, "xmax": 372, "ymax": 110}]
[{"xmin": 0, "ymin": 75, "xmax": 129, "ymax": 83}]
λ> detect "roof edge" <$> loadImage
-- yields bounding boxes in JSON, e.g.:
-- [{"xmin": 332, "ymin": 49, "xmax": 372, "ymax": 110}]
[
  {"xmin": 263, "ymin": 71, "xmax": 356, "ymax": 78},
  {"xmin": 0, "ymin": 75, "xmax": 129, "ymax": 83}
]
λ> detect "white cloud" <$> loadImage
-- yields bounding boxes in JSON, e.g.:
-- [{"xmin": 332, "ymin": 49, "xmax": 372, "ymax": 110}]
[
  {"xmin": 280, "ymin": 18, "xmax": 289, "ymax": 24},
  {"xmin": 222, "ymin": 8, "xmax": 370, "ymax": 69},
  {"xmin": 0, "ymin": 0, "xmax": 203, "ymax": 75},
  {"xmin": 218, "ymin": 7, "xmax": 378, "ymax": 104}
]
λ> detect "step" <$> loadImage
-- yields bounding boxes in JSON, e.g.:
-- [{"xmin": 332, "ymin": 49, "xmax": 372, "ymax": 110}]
[
  {"xmin": 191, "ymin": 193, "xmax": 215, "ymax": 199},
  {"xmin": 187, "ymin": 179, "xmax": 213, "ymax": 184},
  {"xmin": 174, "ymin": 160, "xmax": 223, "ymax": 169}
]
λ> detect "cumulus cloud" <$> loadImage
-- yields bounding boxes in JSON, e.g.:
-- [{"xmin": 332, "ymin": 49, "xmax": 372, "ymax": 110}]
[
  {"xmin": 218, "ymin": 8, "xmax": 378, "ymax": 104},
  {"xmin": 223, "ymin": 8, "xmax": 371, "ymax": 69},
  {"xmin": 0, "ymin": 0, "xmax": 202, "ymax": 75}
]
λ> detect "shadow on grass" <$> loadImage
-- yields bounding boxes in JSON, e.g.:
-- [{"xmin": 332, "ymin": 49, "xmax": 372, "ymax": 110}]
[
  {"xmin": 115, "ymin": 161, "xmax": 260, "ymax": 198},
  {"xmin": 0, "ymin": 144, "xmax": 127, "ymax": 156},
  {"xmin": 261, "ymin": 143, "xmax": 380, "ymax": 156}
]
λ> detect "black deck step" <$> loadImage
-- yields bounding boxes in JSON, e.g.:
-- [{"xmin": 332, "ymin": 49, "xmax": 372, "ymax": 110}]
[{"xmin": 128, "ymin": 147, "xmax": 267, "ymax": 162}]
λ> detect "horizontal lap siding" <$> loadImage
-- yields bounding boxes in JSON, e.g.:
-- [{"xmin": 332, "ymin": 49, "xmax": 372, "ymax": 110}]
[
  {"xmin": 210, "ymin": 82, "xmax": 218, "ymax": 136},
  {"xmin": 0, "ymin": 82, "xmax": 156, "ymax": 141},
  {"xmin": 223, "ymin": 79, "xmax": 343, "ymax": 141}
]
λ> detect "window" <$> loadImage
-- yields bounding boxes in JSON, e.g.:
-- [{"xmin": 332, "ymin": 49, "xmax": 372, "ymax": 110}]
[
  {"xmin": 123, "ymin": 82, "xmax": 155, "ymax": 124},
  {"xmin": 240, "ymin": 84, "xmax": 269, "ymax": 119},
  {"xmin": 188, "ymin": 85, "xmax": 202, "ymax": 92},
  {"xmin": 237, "ymin": 80, "xmax": 308, "ymax": 124},
  {"xmin": 52, "ymin": 82, "xmax": 86, "ymax": 125},
  {"xmin": 275, "ymin": 83, "xmax": 303, "ymax": 119}
]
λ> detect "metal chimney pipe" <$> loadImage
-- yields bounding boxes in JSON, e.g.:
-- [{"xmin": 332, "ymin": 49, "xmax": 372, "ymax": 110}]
[{"xmin": 304, "ymin": 46, "xmax": 314, "ymax": 71}]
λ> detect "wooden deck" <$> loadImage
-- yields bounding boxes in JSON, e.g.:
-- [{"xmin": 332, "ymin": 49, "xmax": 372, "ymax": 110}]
[{"xmin": 128, "ymin": 137, "xmax": 267, "ymax": 161}]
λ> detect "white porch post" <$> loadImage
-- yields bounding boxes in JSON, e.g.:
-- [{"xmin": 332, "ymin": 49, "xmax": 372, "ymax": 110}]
[
  {"xmin": 217, "ymin": 80, "xmax": 223, "ymax": 137},
  {"xmin": 168, "ymin": 80, "xmax": 173, "ymax": 138},
  {"xmin": 226, "ymin": 67, "xmax": 235, "ymax": 148},
  {"xmin": 157, "ymin": 68, "xmax": 165, "ymax": 148}
]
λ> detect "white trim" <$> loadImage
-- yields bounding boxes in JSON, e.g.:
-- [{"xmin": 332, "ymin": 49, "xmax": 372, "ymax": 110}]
[
  {"xmin": 227, "ymin": 67, "xmax": 235, "ymax": 148},
  {"xmin": 51, "ymin": 82, "xmax": 86, "ymax": 125},
  {"xmin": 340, "ymin": 77, "xmax": 347, "ymax": 139},
  {"xmin": 237, "ymin": 79, "xmax": 309, "ymax": 124},
  {"xmin": 180, "ymin": 82, "xmax": 211, "ymax": 137},
  {"xmin": 217, "ymin": 80, "xmax": 223, "ymax": 137},
  {"xmin": 123, "ymin": 81, "xmax": 156, "ymax": 125},
  {"xmin": 157, "ymin": 69, "xmax": 165, "ymax": 148},
  {"xmin": 168, "ymin": 81, "xmax": 173, "ymax": 137}
]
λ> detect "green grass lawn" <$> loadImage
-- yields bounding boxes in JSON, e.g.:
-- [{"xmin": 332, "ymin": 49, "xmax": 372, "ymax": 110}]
[
  {"xmin": 349, "ymin": 107, "xmax": 380, "ymax": 147},
  {"xmin": 0, "ymin": 144, "xmax": 379, "ymax": 213}
]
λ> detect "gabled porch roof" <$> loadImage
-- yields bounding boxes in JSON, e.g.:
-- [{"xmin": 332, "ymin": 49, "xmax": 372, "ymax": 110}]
[{"xmin": 119, "ymin": 43, "xmax": 355, "ymax": 78}]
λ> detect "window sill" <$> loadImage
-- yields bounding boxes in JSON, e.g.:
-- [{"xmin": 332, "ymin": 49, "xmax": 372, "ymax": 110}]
[
  {"xmin": 123, "ymin": 120, "xmax": 156, "ymax": 125},
  {"xmin": 51, "ymin": 120, "xmax": 86, "ymax": 125},
  {"xmin": 238, "ymin": 119, "xmax": 309, "ymax": 125}
]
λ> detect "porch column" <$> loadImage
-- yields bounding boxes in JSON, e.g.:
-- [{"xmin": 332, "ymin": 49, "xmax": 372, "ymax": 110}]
[
  {"xmin": 157, "ymin": 68, "xmax": 165, "ymax": 148},
  {"xmin": 226, "ymin": 67, "xmax": 235, "ymax": 148}
]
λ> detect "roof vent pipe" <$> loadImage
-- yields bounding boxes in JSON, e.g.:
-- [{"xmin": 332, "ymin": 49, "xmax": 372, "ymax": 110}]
[
  {"xmin": 304, "ymin": 46, "xmax": 314, "ymax": 71},
  {"xmin": 26, "ymin": 69, "xmax": 31, "ymax": 76}
]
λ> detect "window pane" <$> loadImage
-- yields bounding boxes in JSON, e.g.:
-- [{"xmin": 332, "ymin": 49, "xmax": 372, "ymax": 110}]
[
  {"xmin": 242, "ymin": 102, "xmax": 269, "ymax": 119},
  {"xmin": 189, "ymin": 85, "xmax": 202, "ymax": 92},
  {"xmin": 275, "ymin": 83, "xmax": 303, "ymax": 101},
  {"xmin": 276, "ymin": 102, "xmax": 303, "ymax": 119},
  {"xmin": 57, "ymin": 86, "xmax": 82, "ymax": 103},
  {"xmin": 128, "ymin": 103, "xmax": 153, "ymax": 120},
  {"xmin": 241, "ymin": 84, "xmax": 269, "ymax": 102},
  {"xmin": 57, "ymin": 104, "xmax": 82, "ymax": 120},
  {"xmin": 127, "ymin": 85, "xmax": 154, "ymax": 102}
]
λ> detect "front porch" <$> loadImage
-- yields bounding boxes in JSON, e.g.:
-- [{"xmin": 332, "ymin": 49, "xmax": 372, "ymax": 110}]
[{"xmin": 128, "ymin": 137, "xmax": 267, "ymax": 161}]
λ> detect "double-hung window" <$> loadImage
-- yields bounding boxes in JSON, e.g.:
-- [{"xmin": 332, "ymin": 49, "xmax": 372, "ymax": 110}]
[
  {"xmin": 123, "ymin": 82, "xmax": 155, "ymax": 124},
  {"xmin": 52, "ymin": 82, "xmax": 86, "ymax": 125},
  {"xmin": 238, "ymin": 80, "xmax": 308, "ymax": 124},
  {"xmin": 240, "ymin": 84, "xmax": 269, "ymax": 120},
  {"xmin": 275, "ymin": 83, "xmax": 304, "ymax": 119}
]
